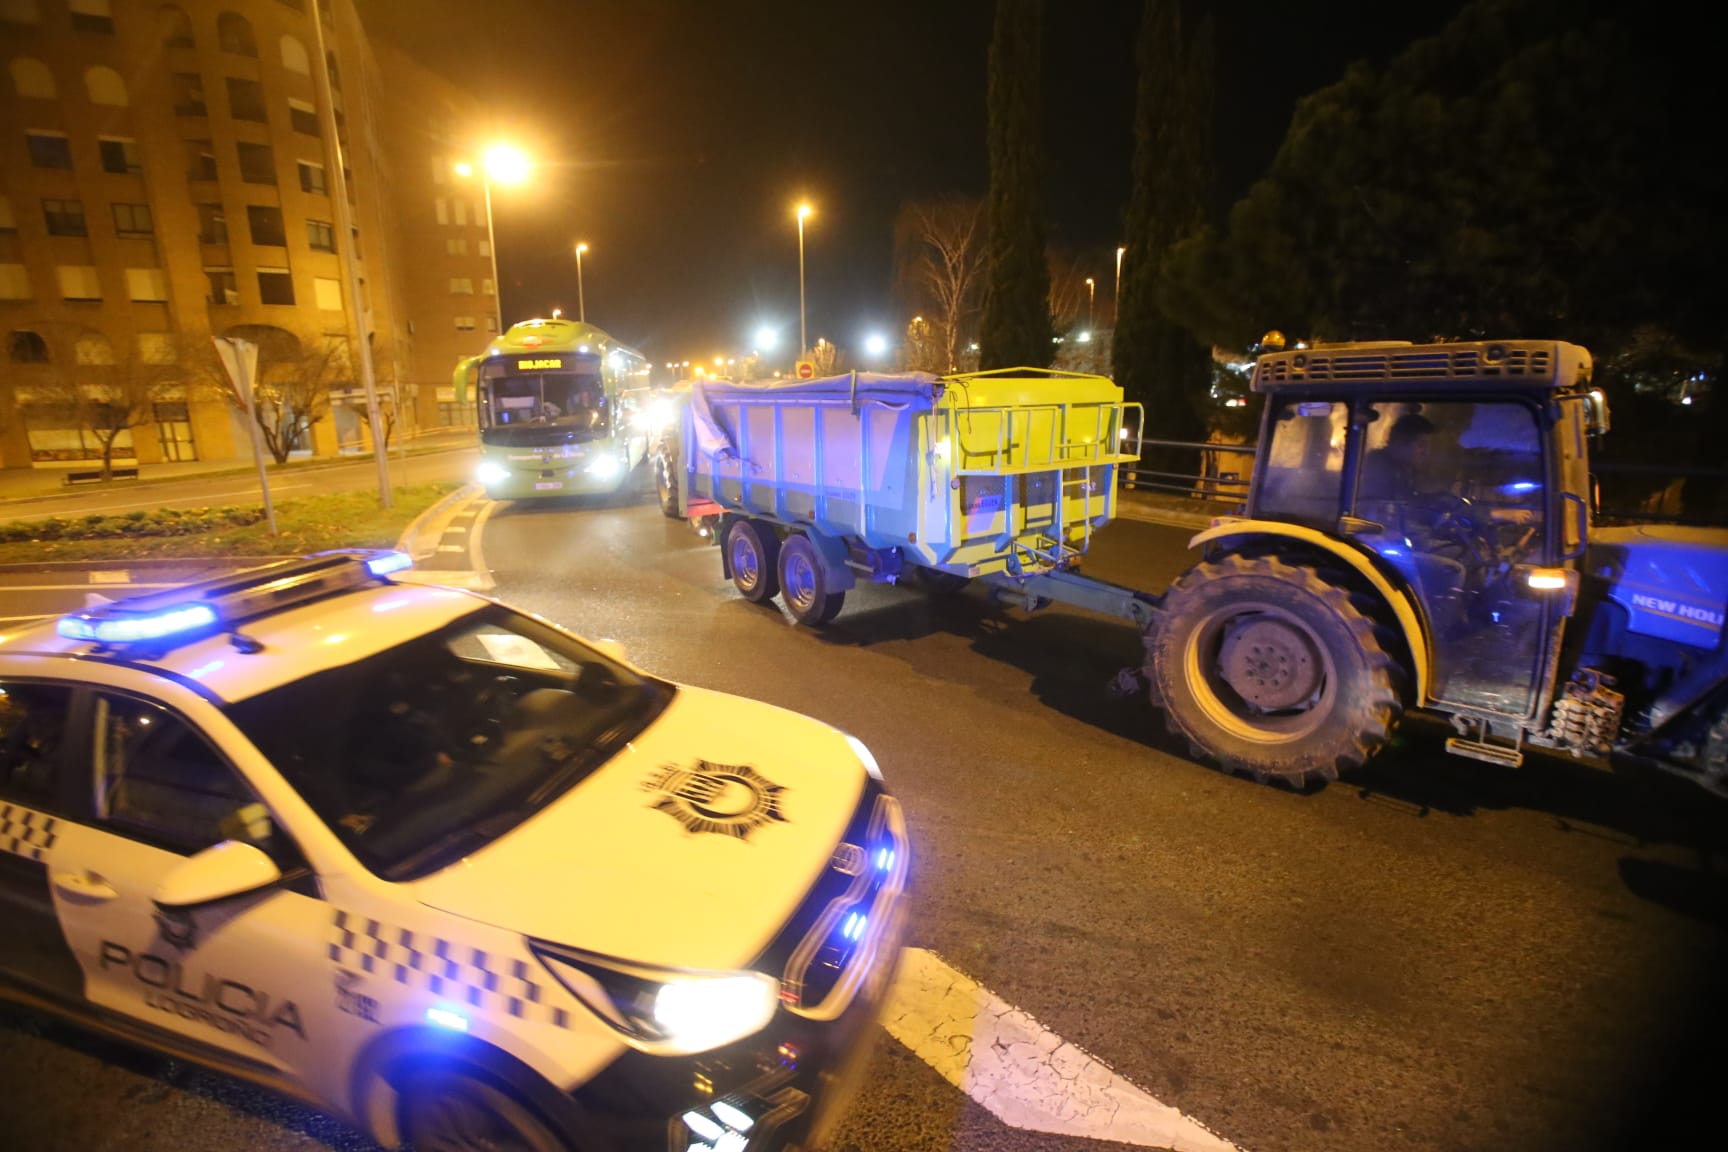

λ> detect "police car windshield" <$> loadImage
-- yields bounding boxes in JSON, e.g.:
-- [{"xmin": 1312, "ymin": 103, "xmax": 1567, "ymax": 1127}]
[{"xmin": 224, "ymin": 604, "xmax": 671, "ymax": 881}]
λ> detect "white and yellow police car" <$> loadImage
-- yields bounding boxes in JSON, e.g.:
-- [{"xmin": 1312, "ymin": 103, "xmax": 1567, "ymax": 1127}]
[{"xmin": 0, "ymin": 550, "xmax": 908, "ymax": 1152}]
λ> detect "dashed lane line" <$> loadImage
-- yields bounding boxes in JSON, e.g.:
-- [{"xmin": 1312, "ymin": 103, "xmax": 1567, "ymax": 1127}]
[{"xmin": 883, "ymin": 948, "xmax": 1243, "ymax": 1152}]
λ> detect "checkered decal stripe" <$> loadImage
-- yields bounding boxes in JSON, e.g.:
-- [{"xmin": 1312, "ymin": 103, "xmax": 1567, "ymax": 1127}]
[
  {"xmin": 328, "ymin": 910, "xmax": 573, "ymax": 1029},
  {"xmin": 0, "ymin": 803, "xmax": 57, "ymax": 862}
]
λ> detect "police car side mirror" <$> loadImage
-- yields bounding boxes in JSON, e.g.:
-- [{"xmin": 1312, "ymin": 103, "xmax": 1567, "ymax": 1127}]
[{"xmin": 153, "ymin": 840, "xmax": 282, "ymax": 911}]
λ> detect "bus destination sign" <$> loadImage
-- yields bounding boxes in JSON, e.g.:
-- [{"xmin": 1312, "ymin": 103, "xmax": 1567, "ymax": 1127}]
[{"xmin": 516, "ymin": 357, "xmax": 564, "ymax": 371}]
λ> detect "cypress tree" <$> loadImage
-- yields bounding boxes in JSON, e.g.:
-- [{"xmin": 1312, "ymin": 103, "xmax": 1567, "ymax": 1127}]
[
  {"xmin": 978, "ymin": 0, "xmax": 1054, "ymax": 370},
  {"xmin": 1114, "ymin": 0, "xmax": 1214, "ymax": 451}
]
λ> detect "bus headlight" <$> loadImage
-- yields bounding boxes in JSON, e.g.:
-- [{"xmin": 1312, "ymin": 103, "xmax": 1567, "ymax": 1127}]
[
  {"xmin": 587, "ymin": 455, "xmax": 621, "ymax": 478},
  {"xmin": 476, "ymin": 462, "xmax": 510, "ymax": 485}
]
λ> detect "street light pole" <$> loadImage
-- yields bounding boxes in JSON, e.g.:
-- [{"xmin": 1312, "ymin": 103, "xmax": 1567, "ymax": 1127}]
[
  {"xmin": 1085, "ymin": 277, "xmax": 1095, "ymax": 330},
  {"xmin": 482, "ymin": 178, "xmax": 503, "ymax": 334},
  {"xmin": 574, "ymin": 242, "xmax": 588, "ymax": 323},
  {"xmin": 796, "ymin": 203, "xmax": 812, "ymax": 357},
  {"xmin": 1115, "ymin": 246, "xmax": 1125, "ymax": 324}
]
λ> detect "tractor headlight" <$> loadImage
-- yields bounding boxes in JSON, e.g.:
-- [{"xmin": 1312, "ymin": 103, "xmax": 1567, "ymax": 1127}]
[
  {"xmin": 476, "ymin": 462, "xmax": 510, "ymax": 485},
  {"xmin": 532, "ymin": 943, "xmax": 778, "ymax": 1055}
]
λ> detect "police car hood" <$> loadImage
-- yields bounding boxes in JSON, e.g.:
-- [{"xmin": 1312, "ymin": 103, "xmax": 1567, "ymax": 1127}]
[{"xmin": 408, "ymin": 685, "xmax": 868, "ymax": 970}]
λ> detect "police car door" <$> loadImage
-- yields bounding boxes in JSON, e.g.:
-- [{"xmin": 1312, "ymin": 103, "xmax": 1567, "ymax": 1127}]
[
  {"xmin": 0, "ymin": 678, "xmax": 84, "ymax": 1003},
  {"xmin": 48, "ymin": 687, "xmax": 345, "ymax": 1080}
]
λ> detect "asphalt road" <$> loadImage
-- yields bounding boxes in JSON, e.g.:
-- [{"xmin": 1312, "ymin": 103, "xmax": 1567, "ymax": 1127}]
[{"xmin": 2, "ymin": 488, "xmax": 1725, "ymax": 1152}]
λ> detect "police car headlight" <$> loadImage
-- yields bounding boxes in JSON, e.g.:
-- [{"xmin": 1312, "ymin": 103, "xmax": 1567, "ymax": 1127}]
[
  {"xmin": 477, "ymin": 462, "xmax": 510, "ymax": 485},
  {"xmin": 530, "ymin": 943, "xmax": 778, "ymax": 1055}
]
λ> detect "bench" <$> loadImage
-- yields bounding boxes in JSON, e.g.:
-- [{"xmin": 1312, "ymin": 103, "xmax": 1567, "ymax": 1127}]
[{"xmin": 63, "ymin": 467, "xmax": 140, "ymax": 485}]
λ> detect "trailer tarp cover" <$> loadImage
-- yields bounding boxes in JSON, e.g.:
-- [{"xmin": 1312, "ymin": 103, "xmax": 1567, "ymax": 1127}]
[{"xmin": 690, "ymin": 372, "xmax": 940, "ymax": 460}]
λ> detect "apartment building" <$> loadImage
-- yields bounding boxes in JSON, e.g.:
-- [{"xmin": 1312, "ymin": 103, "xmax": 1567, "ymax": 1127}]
[{"xmin": 0, "ymin": 0, "xmax": 489, "ymax": 471}]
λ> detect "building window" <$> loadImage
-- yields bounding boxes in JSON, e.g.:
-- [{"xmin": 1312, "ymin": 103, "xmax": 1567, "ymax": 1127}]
[
  {"xmin": 206, "ymin": 267, "xmax": 238, "ymax": 304},
  {"xmin": 160, "ymin": 5, "xmax": 193, "ymax": 48},
  {"xmin": 486, "ymin": 316, "xmax": 497, "ymax": 333},
  {"xmin": 446, "ymin": 237, "xmax": 467, "ymax": 256},
  {"xmin": 452, "ymin": 199, "xmax": 468, "ymax": 227},
  {"xmin": 10, "ymin": 330, "xmax": 49, "ymax": 362},
  {"xmin": 227, "ymin": 77, "xmax": 266, "ymax": 122},
  {"xmin": 297, "ymin": 161, "xmax": 327, "ymax": 194},
  {"xmin": 217, "ymin": 11, "xmax": 257, "ymax": 56},
  {"xmin": 75, "ymin": 333, "xmax": 114, "ymax": 364},
  {"xmin": 196, "ymin": 203, "xmax": 227, "ymax": 244},
  {"xmin": 450, "ymin": 277, "xmax": 473, "ymax": 295},
  {"xmin": 454, "ymin": 316, "xmax": 476, "ymax": 331},
  {"xmin": 314, "ymin": 276, "xmax": 341, "ymax": 310},
  {"xmin": 434, "ymin": 197, "xmax": 448, "ymax": 225},
  {"xmin": 247, "ymin": 204, "xmax": 286, "ymax": 246},
  {"xmin": 10, "ymin": 58, "xmax": 55, "ymax": 99},
  {"xmin": 187, "ymin": 140, "xmax": 218, "ymax": 181},
  {"xmin": 57, "ymin": 265, "xmax": 102, "ymax": 301},
  {"xmin": 112, "ymin": 203, "xmax": 153, "ymax": 237},
  {"xmin": 287, "ymin": 98, "xmax": 319, "ymax": 137},
  {"xmin": 482, "ymin": 278, "xmax": 495, "ymax": 296},
  {"xmin": 306, "ymin": 218, "xmax": 335, "ymax": 252},
  {"xmin": 43, "ymin": 198, "xmax": 87, "ymax": 237},
  {"xmin": 0, "ymin": 196, "xmax": 14, "ymax": 231},
  {"xmin": 139, "ymin": 333, "xmax": 178, "ymax": 364},
  {"xmin": 172, "ymin": 71, "xmax": 205, "ymax": 115},
  {"xmin": 479, "ymin": 240, "xmax": 491, "ymax": 258},
  {"xmin": 98, "ymin": 136, "xmax": 142, "ymax": 174},
  {"xmin": 258, "ymin": 268, "xmax": 294, "ymax": 305},
  {"xmin": 126, "ymin": 268, "xmax": 169, "ymax": 302},
  {"xmin": 69, "ymin": 0, "xmax": 114, "ymax": 34},
  {"xmin": 0, "ymin": 264, "xmax": 31, "ymax": 300},
  {"xmin": 237, "ymin": 142, "xmax": 276, "ymax": 185},
  {"xmin": 280, "ymin": 34, "xmax": 310, "ymax": 74},
  {"xmin": 26, "ymin": 131, "xmax": 72, "ymax": 169},
  {"xmin": 84, "ymin": 65, "xmax": 126, "ymax": 105}
]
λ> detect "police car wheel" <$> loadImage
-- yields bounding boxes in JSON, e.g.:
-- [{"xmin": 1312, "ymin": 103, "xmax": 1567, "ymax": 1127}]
[{"xmin": 400, "ymin": 1072, "xmax": 566, "ymax": 1152}]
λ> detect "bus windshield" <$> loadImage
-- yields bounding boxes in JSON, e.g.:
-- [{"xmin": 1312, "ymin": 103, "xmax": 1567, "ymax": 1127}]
[{"xmin": 484, "ymin": 369, "xmax": 608, "ymax": 442}]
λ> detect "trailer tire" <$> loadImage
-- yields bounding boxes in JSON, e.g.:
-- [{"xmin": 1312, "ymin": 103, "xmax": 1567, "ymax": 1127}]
[
  {"xmin": 778, "ymin": 534, "xmax": 846, "ymax": 626},
  {"xmin": 1146, "ymin": 554, "xmax": 1404, "ymax": 788},
  {"xmin": 654, "ymin": 448, "xmax": 681, "ymax": 519},
  {"xmin": 727, "ymin": 518, "xmax": 780, "ymax": 603}
]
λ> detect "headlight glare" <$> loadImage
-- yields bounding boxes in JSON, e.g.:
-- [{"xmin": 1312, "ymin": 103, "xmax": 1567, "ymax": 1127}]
[
  {"xmin": 532, "ymin": 944, "xmax": 778, "ymax": 1055},
  {"xmin": 476, "ymin": 462, "xmax": 510, "ymax": 484}
]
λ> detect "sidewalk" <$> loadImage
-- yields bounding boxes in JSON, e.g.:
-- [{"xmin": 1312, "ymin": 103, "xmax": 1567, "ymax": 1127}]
[
  {"xmin": 0, "ymin": 429, "xmax": 475, "ymax": 506},
  {"xmin": 1115, "ymin": 485, "xmax": 1241, "ymax": 530}
]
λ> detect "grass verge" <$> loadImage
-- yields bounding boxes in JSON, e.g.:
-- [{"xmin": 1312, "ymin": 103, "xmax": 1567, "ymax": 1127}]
[{"xmin": 0, "ymin": 483, "xmax": 460, "ymax": 565}]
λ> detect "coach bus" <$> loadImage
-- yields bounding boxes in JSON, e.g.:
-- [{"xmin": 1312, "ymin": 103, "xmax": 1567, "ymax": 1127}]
[{"xmin": 454, "ymin": 318, "xmax": 653, "ymax": 499}]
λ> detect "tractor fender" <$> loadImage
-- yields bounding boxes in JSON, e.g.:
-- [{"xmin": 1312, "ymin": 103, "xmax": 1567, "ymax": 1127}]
[{"xmin": 1187, "ymin": 519, "xmax": 1433, "ymax": 705}]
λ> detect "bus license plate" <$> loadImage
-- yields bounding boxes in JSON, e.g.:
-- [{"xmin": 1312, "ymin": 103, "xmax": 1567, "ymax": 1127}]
[{"xmin": 534, "ymin": 481, "xmax": 564, "ymax": 491}]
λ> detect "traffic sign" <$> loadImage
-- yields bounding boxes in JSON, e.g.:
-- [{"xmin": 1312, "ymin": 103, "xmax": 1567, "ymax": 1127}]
[{"xmin": 795, "ymin": 360, "xmax": 815, "ymax": 379}]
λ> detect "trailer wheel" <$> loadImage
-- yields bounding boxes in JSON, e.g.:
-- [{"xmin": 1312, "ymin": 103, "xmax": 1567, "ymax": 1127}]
[
  {"xmin": 654, "ymin": 449, "xmax": 681, "ymax": 519},
  {"xmin": 726, "ymin": 519, "xmax": 780, "ymax": 603},
  {"xmin": 778, "ymin": 534, "xmax": 846, "ymax": 626},
  {"xmin": 1146, "ymin": 554, "xmax": 1405, "ymax": 788}
]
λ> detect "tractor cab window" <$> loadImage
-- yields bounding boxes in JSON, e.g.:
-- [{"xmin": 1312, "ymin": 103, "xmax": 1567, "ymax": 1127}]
[
  {"xmin": 1253, "ymin": 400, "xmax": 1348, "ymax": 529},
  {"xmin": 1353, "ymin": 400, "xmax": 1550, "ymax": 717}
]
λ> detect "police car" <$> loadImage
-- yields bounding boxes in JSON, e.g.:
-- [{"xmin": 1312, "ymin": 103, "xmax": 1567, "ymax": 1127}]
[{"xmin": 0, "ymin": 550, "xmax": 908, "ymax": 1152}]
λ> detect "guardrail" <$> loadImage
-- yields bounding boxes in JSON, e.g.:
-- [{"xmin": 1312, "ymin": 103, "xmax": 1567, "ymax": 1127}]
[{"xmin": 1119, "ymin": 438, "xmax": 1252, "ymax": 504}]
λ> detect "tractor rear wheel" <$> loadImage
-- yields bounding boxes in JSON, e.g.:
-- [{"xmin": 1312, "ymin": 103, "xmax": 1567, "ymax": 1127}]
[
  {"xmin": 653, "ymin": 441, "xmax": 681, "ymax": 519},
  {"xmin": 1145, "ymin": 554, "xmax": 1405, "ymax": 788}
]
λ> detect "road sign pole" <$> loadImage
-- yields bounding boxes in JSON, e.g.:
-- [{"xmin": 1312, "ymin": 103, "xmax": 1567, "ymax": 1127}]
[{"xmin": 212, "ymin": 336, "xmax": 278, "ymax": 535}]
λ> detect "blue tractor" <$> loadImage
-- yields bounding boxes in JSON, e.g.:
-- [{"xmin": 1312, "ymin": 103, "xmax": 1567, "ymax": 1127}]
[{"xmin": 1145, "ymin": 339, "xmax": 1728, "ymax": 797}]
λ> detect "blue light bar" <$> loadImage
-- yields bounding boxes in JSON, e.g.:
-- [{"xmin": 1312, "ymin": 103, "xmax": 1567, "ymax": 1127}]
[
  {"xmin": 58, "ymin": 603, "xmax": 218, "ymax": 645},
  {"xmin": 840, "ymin": 912, "xmax": 867, "ymax": 942},
  {"xmin": 365, "ymin": 550, "xmax": 413, "ymax": 577},
  {"xmin": 875, "ymin": 847, "xmax": 896, "ymax": 873}
]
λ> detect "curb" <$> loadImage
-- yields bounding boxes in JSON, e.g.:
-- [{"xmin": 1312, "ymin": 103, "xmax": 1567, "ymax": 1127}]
[
  {"xmin": 397, "ymin": 482, "xmax": 484, "ymax": 559},
  {"xmin": 0, "ymin": 555, "xmax": 284, "ymax": 574}
]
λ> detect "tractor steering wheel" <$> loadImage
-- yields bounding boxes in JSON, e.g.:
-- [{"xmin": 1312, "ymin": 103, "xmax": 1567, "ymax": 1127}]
[{"xmin": 1410, "ymin": 493, "xmax": 1498, "ymax": 571}]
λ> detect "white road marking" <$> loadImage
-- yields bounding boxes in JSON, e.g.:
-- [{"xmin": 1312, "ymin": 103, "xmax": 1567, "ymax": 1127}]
[
  {"xmin": 89, "ymin": 570, "xmax": 132, "ymax": 584},
  {"xmin": 436, "ymin": 544, "xmax": 466, "ymax": 552},
  {"xmin": 444, "ymin": 525, "xmax": 468, "ymax": 534},
  {"xmin": 884, "ymin": 948, "xmax": 1242, "ymax": 1151}
]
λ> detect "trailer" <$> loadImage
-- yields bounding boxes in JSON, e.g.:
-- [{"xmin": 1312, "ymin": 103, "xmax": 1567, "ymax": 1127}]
[{"xmin": 665, "ymin": 368, "xmax": 1146, "ymax": 625}]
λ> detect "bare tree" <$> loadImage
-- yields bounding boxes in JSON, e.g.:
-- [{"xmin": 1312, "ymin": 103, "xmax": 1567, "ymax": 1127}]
[
  {"xmin": 1046, "ymin": 251, "xmax": 1092, "ymax": 335},
  {"xmin": 26, "ymin": 325, "xmax": 179, "ymax": 479},
  {"xmin": 810, "ymin": 338, "xmax": 838, "ymax": 377},
  {"xmin": 903, "ymin": 197, "xmax": 986, "ymax": 372},
  {"xmin": 195, "ymin": 327, "xmax": 351, "ymax": 463}
]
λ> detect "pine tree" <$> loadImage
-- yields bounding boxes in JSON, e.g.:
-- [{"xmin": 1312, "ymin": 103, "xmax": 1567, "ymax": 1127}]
[
  {"xmin": 977, "ymin": 0, "xmax": 1054, "ymax": 370},
  {"xmin": 1113, "ymin": 0, "xmax": 1213, "ymax": 448}
]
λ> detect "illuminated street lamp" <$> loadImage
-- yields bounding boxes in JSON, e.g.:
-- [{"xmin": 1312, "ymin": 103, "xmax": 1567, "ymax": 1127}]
[
  {"xmin": 1115, "ymin": 246, "xmax": 1125, "ymax": 323},
  {"xmin": 454, "ymin": 144, "xmax": 532, "ymax": 335},
  {"xmin": 864, "ymin": 332, "xmax": 888, "ymax": 359},
  {"xmin": 795, "ymin": 203, "xmax": 813, "ymax": 356},
  {"xmin": 1085, "ymin": 277, "xmax": 1095, "ymax": 330},
  {"xmin": 755, "ymin": 325, "xmax": 778, "ymax": 351},
  {"xmin": 574, "ymin": 242, "xmax": 589, "ymax": 323}
]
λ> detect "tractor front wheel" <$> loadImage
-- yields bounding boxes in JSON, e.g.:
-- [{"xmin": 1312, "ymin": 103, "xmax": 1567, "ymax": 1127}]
[{"xmin": 1146, "ymin": 554, "xmax": 1405, "ymax": 788}]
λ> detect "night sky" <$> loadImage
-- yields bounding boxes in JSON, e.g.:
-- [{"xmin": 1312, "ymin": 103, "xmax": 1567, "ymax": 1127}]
[{"xmin": 361, "ymin": 0, "xmax": 1468, "ymax": 367}]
